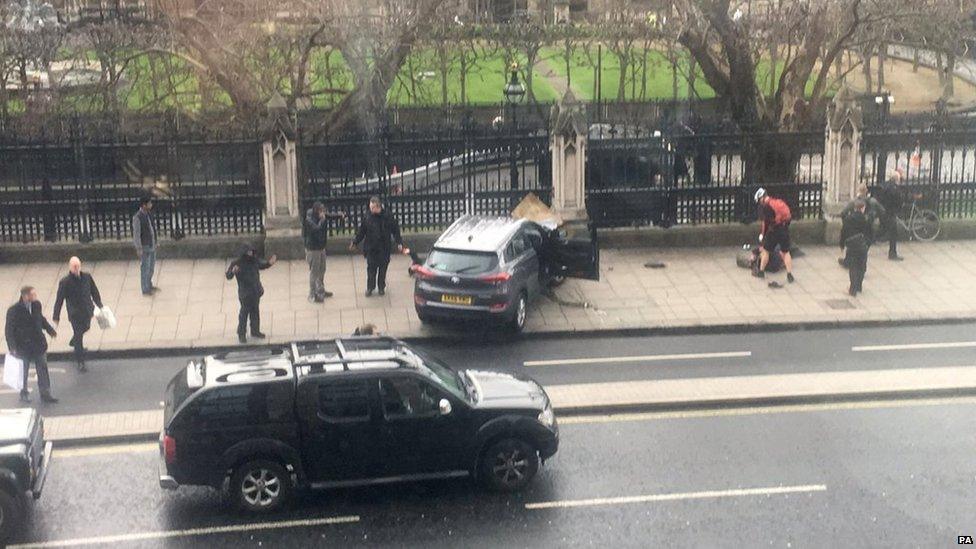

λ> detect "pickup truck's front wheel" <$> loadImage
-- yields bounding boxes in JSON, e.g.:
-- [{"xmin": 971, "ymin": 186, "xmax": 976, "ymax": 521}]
[
  {"xmin": 230, "ymin": 460, "xmax": 293, "ymax": 513},
  {"xmin": 480, "ymin": 438, "xmax": 539, "ymax": 492},
  {"xmin": 0, "ymin": 489, "xmax": 24, "ymax": 544}
]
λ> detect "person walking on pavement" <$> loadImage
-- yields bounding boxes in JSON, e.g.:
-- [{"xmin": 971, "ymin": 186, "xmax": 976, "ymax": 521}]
[
  {"xmin": 842, "ymin": 199, "xmax": 872, "ymax": 296},
  {"xmin": 349, "ymin": 196, "xmax": 404, "ymax": 297},
  {"xmin": 5, "ymin": 286, "xmax": 58, "ymax": 403},
  {"xmin": 226, "ymin": 244, "xmax": 276, "ymax": 344},
  {"xmin": 53, "ymin": 256, "xmax": 103, "ymax": 373},
  {"xmin": 838, "ymin": 185, "xmax": 886, "ymax": 267},
  {"xmin": 876, "ymin": 171, "xmax": 906, "ymax": 261},
  {"xmin": 753, "ymin": 188, "xmax": 796, "ymax": 283},
  {"xmin": 304, "ymin": 201, "xmax": 346, "ymax": 302},
  {"xmin": 132, "ymin": 196, "xmax": 159, "ymax": 295}
]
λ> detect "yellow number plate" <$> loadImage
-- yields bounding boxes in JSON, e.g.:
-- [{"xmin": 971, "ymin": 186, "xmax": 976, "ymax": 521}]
[{"xmin": 441, "ymin": 294, "xmax": 473, "ymax": 305}]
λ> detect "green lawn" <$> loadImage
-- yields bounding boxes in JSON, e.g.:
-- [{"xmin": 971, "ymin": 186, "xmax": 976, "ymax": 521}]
[
  {"xmin": 3, "ymin": 43, "xmax": 827, "ymax": 115},
  {"xmin": 387, "ymin": 49, "xmax": 558, "ymax": 105}
]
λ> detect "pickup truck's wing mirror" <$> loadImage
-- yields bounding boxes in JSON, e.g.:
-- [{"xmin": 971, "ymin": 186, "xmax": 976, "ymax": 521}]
[{"xmin": 439, "ymin": 398, "xmax": 452, "ymax": 415}]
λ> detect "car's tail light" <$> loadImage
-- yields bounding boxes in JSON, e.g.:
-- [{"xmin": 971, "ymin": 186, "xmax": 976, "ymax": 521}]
[
  {"xmin": 163, "ymin": 435, "xmax": 177, "ymax": 464},
  {"xmin": 414, "ymin": 295, "xmax": 427, "ymax": 306},
  {"xmin": 489, "ymin": 303, "xmax": 507, "ymax": 312},
  {"xmin": 480, "ymin": 272, "xmax": 512, "ymax": 284},
  {"xmin": 414, "ymin": 266, "xmax": 436, "ymax": 280}
]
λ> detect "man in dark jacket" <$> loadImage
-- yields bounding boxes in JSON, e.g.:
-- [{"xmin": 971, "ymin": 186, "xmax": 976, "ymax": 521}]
[
  {"xmin": 53, "ymin": 256, "xmax": 103, "ymax": 372},
  {"xmin": 5, "ymin": 286, "xmax": 58, "ymax": 403},
  {"xmin": 132, "ymin": 196, "xmax": 159, "ymax": 295},
  {"xmin": 225, "ymin": 244, "xmax": 276, "ymax": 343},
  {"xmin": 349, "ymin": 196, "xmax": 403, "ymax": 297},
  {"xmin": 843, "ymin": 200, "xmax": 872, "ymax": 296},
  {"xmin": 839, "ymin": 185, "xmax": 886, "ymax": 267},
  {"xmin": 303, "ymin": 201, "xmax": 346, "ymax": 302},
  {"xmin": 876, "ymin": 172, "xmax": 905, "ymax": 260}
]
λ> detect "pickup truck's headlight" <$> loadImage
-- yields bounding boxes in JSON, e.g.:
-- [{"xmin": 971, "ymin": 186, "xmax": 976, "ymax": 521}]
[{"xmin": 538, "ymin": 405, "xmax": 555, "ymax": 428}]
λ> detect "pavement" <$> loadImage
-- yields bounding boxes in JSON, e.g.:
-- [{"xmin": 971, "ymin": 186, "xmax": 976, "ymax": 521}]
[
  {"xmin": 2, "ymin": 240, "xmax": 976, "ymax": 358},
  {"xmin": 10, "ymin": 321, "xmax": 976, "ymax": 445},
  {"xmin": 13, "ymin": 397, "xmax": 976, "ymax": 547}
]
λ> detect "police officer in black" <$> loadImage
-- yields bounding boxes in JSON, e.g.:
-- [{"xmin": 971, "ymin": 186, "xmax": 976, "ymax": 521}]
[
  {"xmin": 350, "ymin": 196, "xmax": 403, "ymax": 297},
  {"xmin": 225, "ymin": 244, "xmax": 276, "ymax": 343},
  {"xmin": 876, "ymin": 173, "xmax": 905, "ymax": 261},
  {"xmin": 842, "ymin": 199, "xmax": 872, "ymax": 296}
]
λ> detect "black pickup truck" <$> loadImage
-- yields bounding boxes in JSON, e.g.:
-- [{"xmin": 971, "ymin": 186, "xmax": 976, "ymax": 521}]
[
  {"xmin": 160, "ymin": 337, "xmax": 559, "ymax": 513},
  {"xmin": 0, "ymin": 408, "xmax": 53, "ymax": 543}
]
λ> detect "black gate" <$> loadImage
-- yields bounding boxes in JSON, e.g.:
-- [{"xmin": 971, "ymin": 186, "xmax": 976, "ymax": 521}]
[
  {"xmin": 0, "ymin": 138, "xmax": 264, "ymax": 243},
  {"xmin": 299, "ymin": 125, "xmax": 552, "ymax": 235}
]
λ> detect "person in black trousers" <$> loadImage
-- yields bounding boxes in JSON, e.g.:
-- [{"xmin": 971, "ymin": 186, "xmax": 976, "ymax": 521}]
[
  {"xmin": 350, "ymin": 196, "xmax": 403, "ymax": 297},
  {"xmin": 5, "ymin": 286, "xmax": 58, "ymax": 403},
  {"xmin": 225, "ymin": 244, "xmax": 276, "ymax": 343},
  {"xmin": 53, "ymin": 256, "xmax": 103, "ymax": 372},
  {"xmin": 842, "ymin": 200, "xmax": 872, "ymax": 297},
  {"xmin": 876, "ymin": 173, "xmax": 905, "ymax": 261}
]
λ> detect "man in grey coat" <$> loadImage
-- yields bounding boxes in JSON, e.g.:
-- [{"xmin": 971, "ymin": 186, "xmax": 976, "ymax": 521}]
[
  {"xmin": 132, "ymin": 196, "xmax": 158, "ymax": 296},
  {"xmin": 303, "ymin": 201, "xmax": 346, "ymax": 302}
]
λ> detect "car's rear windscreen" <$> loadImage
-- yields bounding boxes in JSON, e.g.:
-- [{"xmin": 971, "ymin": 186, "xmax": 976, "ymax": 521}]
[
  {"xmin": 164, "ymin": 363, "xmax": 200, "ymax": 426},
  {"xmin": 428, "ymin": 249, "xmax": 498, "ymax": 275}
]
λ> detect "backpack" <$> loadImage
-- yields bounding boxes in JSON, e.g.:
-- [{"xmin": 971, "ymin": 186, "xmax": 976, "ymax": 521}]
[{"xmin": 768, "ymin": 198, "xmax": 792, "ymax": 226}]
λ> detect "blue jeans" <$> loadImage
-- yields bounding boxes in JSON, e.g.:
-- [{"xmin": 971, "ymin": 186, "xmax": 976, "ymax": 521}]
[{"xmin": 140, "ymin": 246, "xmax": 156, "ymax": 294}]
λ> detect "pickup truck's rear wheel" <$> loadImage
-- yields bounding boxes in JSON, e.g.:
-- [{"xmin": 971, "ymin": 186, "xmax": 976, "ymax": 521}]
[
  {"xmin": 0, "ymin": 490, "xmax": 24, "ymax": 544},
  {"xmin": 230, "ymin": 460, "xmax": 292, "ymax": 513},
  {"xmin": 480, "ymin": 438, "xmax": 539, "ymax": 492}
]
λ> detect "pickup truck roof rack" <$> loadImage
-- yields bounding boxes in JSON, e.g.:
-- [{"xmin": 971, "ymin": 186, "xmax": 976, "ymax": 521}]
[{"xmin": 290, "ymin": 336, "xmax": 421, "ymax": 376}]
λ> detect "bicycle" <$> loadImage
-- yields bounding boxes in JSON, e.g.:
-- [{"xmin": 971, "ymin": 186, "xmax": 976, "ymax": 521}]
[{"xmin": 894, "ymin": 193, "xmax": 941, "ymax": 242}]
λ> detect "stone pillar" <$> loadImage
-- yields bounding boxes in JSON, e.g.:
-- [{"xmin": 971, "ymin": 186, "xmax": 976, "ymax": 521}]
[
  {"xmin": 261, "ymin": 92, "xmax": 305, "ymax": 259},
  {"xmin": 549, "ymin": 90, "xmax": 588, "ymax": 221},
  {"xmin": 823, "ymin": 84, "xmax": 863, "ymax": 244}
]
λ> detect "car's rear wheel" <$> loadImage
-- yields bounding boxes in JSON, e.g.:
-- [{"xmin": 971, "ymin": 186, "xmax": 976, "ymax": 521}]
[
  {"xmin": 416, "ymin": 307, "xmax": 432, "ymax": 324},
  {"xmin": 230, "ymin": 460, "xmax": 292, "ymax": 513},
  {"xmin": 508, "ymin": 292, "xmax": 527, "ymax": 333},
  {"xmin": 480, "ymin": 438, "xmax": 539, "ymax": 492},
  {"xmin": 0, "ymin": 489, "xmax": 24, "ymax": 544}
]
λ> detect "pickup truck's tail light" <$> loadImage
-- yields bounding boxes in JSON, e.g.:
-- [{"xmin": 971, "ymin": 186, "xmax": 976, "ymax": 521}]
[
  {"xmin": 479, "ymin": 272, "xmax": 512, "ymax": 284},
  {"xmin": 413, "ymin": 266, "xmax": 436, "ymax": 280},
  {"xmin": 163, "ymin": 435, "xmax": 177, "ymax": 464}
]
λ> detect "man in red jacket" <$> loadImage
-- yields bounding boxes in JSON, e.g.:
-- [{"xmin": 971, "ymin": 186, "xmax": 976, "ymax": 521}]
[{"xmin": 754, "ymin": 188, "xmax": 796, "ymax": 283}]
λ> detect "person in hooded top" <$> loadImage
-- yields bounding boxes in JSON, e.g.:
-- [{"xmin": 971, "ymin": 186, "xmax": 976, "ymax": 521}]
[{"xmin": 225, "ymin": 244, "xmax": 276, "ymax": 343}]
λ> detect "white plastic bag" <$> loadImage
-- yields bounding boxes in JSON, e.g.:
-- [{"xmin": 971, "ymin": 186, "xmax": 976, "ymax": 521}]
[
  {"xmin": 95, "ymin": 306, "xmax": 117, "ymax": 329},
  {"xmin": 3, "ymin": 354, "xmax": 24, "ymax": 392}
]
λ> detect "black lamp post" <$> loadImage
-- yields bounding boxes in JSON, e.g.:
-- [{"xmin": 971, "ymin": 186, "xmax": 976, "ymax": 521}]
[
  {"xmin": 874, "ymin": 92, "xmax": 894, "ymax": 184},
  {"xmin": 503, "ymin": 65, "xmax": 525, "ymax": 191}
]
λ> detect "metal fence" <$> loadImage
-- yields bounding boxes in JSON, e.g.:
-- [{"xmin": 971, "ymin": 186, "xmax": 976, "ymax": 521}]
[
  {"xmin": 0, "ymin": 139, "xmax": 264, "ymax": 243},
  {"xmin": 299, "ymin": 125, "xmax": 552, "ymax": 236},
  {"xmin": 585, "ymin": 127, "xmax": 825, "ymax": 228},
  {"xmin": 861, "ymin": 128, "xmax": 976, "ymax": 219}
]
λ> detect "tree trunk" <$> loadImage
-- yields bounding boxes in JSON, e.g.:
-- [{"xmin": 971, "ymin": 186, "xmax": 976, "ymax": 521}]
[
  {"xmin": 945, "ymin": 54, "xmax": 956, "ymax": 98},
  {"xmin": 912, "ymin": 47, "xmax": 920, "ymax": 73},
  {"xmin": 860, "ymin": 49, "xmax": 873, "ymax": 93},
  {"xmin": 877, "ymin": 43, "xmax": 886, "ymax": 93}
]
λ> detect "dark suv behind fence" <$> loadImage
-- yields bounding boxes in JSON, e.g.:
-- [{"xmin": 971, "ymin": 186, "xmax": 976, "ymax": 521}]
[{"xmin": 412, "ymin": 215, "xmax": 599, "ymax": 332}]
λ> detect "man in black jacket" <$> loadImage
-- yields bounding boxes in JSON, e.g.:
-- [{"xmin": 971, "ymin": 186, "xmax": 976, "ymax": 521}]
[
  {"xmin": 303, "ymin": 201, "xmax": 346, "ymax": 302},
  {"xmin": 842, "ymin": 200, "xmax": 872, "ymax": 297},
  {"xmin": 876, "ymin": 173, "xmax": 905, "ymax": 261},
  {"xmin": 350, "ymin": 196, "xmax": 403, "ymax": 297},
  {"xmin": 53, "ymin": 256, "xmax": 103, "ymax": 372},
  {"xmin": 226, "ymin": 244, "xmax": 276, "ymax": 343},
  {"xmin": 5, "ymin": 286, "xmax": 58, "ymax": 403}
]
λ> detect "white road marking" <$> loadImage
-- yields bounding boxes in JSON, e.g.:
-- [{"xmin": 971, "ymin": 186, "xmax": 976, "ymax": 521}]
[
  {"xmin": 524, "ymin": 351, "xmax": 752, "ymax": 367},
  {"xmin": 54, "ymin": 442, "xmax": 157, "ymax": 458},
  {"xmin": 9, "ymin": 515, "xmax": 360, "ymax": 548},
  {"xmin": 853, "ymin": 341, "xmax": 976, "ymax": 352},
  {"xmin": 558, "ymin": 396, "xmax": 976, "ymax": 425},
  {"xmin": 525, "ymin": 484, "xmax": 827, "ymax": 510}
]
